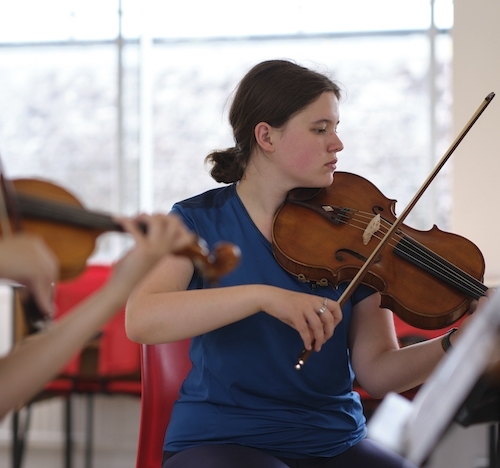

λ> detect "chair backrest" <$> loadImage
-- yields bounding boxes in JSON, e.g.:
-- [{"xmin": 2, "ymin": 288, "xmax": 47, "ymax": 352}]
[
  {"xmin": 52, "ymin": 264, "xmax": 141, "ymax": 378},
  {"xmin": 33, "ymin": 264, "xmax": 141, "ymax": 397},
  {"xmin": 136, "ymin": 339, "xmax": 192, "ymax": 468}
]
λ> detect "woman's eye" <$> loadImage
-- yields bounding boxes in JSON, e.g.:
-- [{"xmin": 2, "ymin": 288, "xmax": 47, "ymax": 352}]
[{"xmin": 315, "ymin": 127, "xmax": 327, "ymax": 134}]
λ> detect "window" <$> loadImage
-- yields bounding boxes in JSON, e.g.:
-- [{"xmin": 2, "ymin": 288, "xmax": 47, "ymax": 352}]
[{"xmin": 0, "ymin": 0, "xmax": 453, "ymax": 261}]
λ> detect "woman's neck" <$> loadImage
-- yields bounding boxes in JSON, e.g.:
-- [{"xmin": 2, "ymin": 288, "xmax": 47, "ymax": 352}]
[{"xmin": 236, "ymin": 169, "xmax": 288, "ymax": 242}]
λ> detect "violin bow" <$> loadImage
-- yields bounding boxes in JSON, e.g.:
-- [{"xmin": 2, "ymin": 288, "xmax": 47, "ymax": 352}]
[{"xmin": 296, "ymin": 92, "xmax": 496, "ymax": 369}]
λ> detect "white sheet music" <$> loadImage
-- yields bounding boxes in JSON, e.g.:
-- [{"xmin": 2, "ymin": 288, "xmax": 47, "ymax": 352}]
[{"xmin": 368, "ymin": 289, "xmax": 500, "ymax": 466}]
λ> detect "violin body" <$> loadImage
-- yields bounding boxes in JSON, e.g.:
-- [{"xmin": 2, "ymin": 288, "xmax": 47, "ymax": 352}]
[
  {"xmin": 272, "ymin": 171, "xmax": 486, "ymax": 330},
  {"xmin": 9, "ymin": 178, "xmax": 106, "ymax": 280}
]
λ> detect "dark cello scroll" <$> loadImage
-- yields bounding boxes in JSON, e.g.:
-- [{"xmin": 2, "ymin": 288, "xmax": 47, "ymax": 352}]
[
  {"xmin": 272, "ymin": 92, "xmax": 495, "ymax": 369},
  {"xmin": 0, "ymin": 176, "xmax": 241, "ymax": 330}
]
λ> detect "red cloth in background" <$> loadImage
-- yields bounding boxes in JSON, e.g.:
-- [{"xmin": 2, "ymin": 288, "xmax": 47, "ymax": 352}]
[{"xmin": 52, "ymin": 264, "xmax": 140, "ymax": 378}]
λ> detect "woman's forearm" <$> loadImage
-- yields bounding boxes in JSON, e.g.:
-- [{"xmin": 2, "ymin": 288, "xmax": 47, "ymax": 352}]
[{"xmin": 126, "ymin": 284, "xmax": 269, "ymax": 344}]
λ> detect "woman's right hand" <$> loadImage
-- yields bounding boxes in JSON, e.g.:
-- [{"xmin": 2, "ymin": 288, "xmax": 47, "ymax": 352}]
[{"xmin": 259, "ymin": 287, "xmax": 342, "ymax": 352}]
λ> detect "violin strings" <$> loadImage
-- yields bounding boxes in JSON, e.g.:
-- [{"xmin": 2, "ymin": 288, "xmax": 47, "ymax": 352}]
[
  {"xmin": 352, "ymin": 210, "xmax": 486, "ymax": 298},
  {"xmin": 355, "ymin": 210, "xmax": 486, "ymax": 299},
  {"xmin": 329, "ymin": 206, "xmax": 486, "ymax": 300},
  {"xmin": 372, "ymin": 216, "xmax": 486, "ymax": 299}
]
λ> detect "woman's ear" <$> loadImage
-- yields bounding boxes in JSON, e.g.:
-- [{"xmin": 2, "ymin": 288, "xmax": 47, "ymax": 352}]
[{"xmin": 254, "ymin": 122, "xmax": 275, "ymax": 152}]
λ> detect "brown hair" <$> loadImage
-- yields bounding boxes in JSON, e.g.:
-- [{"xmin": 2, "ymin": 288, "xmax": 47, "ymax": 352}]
[{"xmin": 205, "ymin": 60, "xmax": 342, "ymax": 184}]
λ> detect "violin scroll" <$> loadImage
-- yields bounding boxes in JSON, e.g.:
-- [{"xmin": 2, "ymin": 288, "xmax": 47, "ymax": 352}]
[{"xmin": 176, "ymin": 240, "xmax": 241, "ymax": 283}]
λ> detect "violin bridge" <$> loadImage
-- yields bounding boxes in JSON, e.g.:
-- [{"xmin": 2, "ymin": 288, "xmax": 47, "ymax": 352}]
[{"xmin": 363, "ymin": 214, "xmax": 381, "ymax": 245}]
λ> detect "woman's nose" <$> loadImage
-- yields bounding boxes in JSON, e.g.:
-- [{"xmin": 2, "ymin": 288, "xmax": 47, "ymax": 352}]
[{"xmin": 328, "ymin": 133, "xmax": 344, "ymax": 153}]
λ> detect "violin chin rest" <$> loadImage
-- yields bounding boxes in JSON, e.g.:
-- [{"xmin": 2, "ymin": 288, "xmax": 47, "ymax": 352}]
[{"xmin": 287, "ymin": 187, "xmax": 322, "ymax": 202}]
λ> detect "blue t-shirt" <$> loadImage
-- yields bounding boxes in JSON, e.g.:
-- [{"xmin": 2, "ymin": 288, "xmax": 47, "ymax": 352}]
[{"xmin": 164, "ymin": 183, "xmax": 375, "ymax": 458}]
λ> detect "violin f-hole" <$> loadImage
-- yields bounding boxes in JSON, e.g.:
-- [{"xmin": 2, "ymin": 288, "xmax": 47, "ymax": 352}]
[{"xmin": 335, "ymin": 248, "xmax": 381, "ymax": 265}]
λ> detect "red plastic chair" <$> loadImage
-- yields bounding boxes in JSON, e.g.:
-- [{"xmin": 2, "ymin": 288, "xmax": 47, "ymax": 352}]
[
  {"xmin": 136, "ymin": 339, "xmax": 192, "ymax": 468},
  {"xmin": 51, "ymin": 264, "xmax": 141, "ymax": 379},
  {"xmin": 12, "ymin": 265, "xmax": 142, "ymax": 468}
]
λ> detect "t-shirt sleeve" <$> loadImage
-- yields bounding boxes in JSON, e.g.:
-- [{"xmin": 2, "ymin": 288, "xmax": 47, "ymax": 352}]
[
  {"xmin": 351, "ymin": 283, "xmax": 377, "ymax": 305},
  {"xmin": 169, "ymin": 203, "xmax": 205, "ymax": 289},
  {"xmin": 170, "ymin": 203, "xmax": 196, "ymax": 232}
]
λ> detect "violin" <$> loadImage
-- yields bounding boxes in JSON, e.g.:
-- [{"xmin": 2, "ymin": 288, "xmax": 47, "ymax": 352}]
[
  {"xmin": 276, "ymin": 91, "xmax": 495, "ymax": 369},
  {"xmin": 272, "ymin": 171, "xmax": 487, "ymax": 330},
  {"xmin": 0, "ymin": 177, "xmax": 241, "ymax": 328},
  {"xmin": 6, "ymin": 178, "xmax": 240, "ymax": 281}
]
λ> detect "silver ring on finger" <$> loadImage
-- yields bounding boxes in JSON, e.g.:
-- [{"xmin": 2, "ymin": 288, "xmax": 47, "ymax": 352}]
[{"xmin": 317, "ymin": 305, "xmax": 327, "ymax": 316}]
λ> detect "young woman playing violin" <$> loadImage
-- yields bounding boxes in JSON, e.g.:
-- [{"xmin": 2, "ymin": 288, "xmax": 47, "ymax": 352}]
[
  {"xmin": 126, "ymin": 59, "xmax": 487, "ymax": 468},
  {"xmin": 0, "ymin": 214, "xmax": 195, "ymax": 419}
]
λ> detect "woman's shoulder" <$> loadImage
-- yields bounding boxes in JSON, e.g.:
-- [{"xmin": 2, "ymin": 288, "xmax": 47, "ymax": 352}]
[
  {"xmin": 170, "ymin": 184, "xmax": 241, "ymax": 241},
  {"xmin": 174, "ymin": 184, "xmax": 236, "ymax": 211}
]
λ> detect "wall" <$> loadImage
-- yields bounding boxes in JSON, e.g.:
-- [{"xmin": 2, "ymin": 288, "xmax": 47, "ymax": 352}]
[
  {"xmin": 420, "ymin": 1, "xmax": 500, "ymax": 466},
  {"xmin": 452, "ymin": 0, "xmax": 500, "ymax": 287}
]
